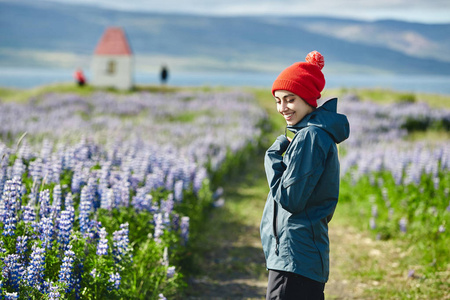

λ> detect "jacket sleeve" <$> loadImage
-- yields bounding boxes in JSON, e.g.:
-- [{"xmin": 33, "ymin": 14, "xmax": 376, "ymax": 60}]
[
  {"xmin": 265, "ymin": 129, "xmax": 326, "ymax": 214},
  {"xmin": 264, "ymin": 135, "xmax": 290, "ymax": 188}
]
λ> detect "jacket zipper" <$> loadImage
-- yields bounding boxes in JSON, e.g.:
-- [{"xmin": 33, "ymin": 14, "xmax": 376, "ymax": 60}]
[
  {"xmin": 273, "ymin": 125, "xmax": 288, "ymax": 256},
  {"xmin": 273, "ymin": 199, "xmax": 280, "ymax": 255}
]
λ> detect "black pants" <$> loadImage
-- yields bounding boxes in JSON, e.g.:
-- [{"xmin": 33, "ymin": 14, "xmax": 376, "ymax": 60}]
[{"xmin": 266, "ymin": 270, "xmax": 325, "ymax": 300}]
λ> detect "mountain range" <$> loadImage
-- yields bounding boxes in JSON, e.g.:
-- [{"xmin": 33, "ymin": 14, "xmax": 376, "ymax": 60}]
[{"xmin": 1, "ymin": 0, "xmax": 450, "ymax": 75}]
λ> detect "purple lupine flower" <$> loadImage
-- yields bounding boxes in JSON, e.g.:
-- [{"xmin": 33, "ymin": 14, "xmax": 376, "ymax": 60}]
[
  {"xmin": 22, "ymin": 204, "xmax": 36, "ymax": 224},
  {"xmin": 112, "ymin": 183, "xmax": 121, "ymax": 208},
  {"xmin": 100, "ymin": 188, "xmax": 114, "ymax": 211},
  {"xmin": 161, "ymin": 194, "xmax": 174, "ymax": 226},
  {"xmin": 145, "ymin": 172, "xmax": 164, "ymax": 192},
  {"xmin": 118, "ymin": 180, "xmax": 130, "ymax": 207},
  {"xmin": 0, "ymin": 240, "xmax": 7, "ymax": 253},
  {"xmin": 108, "ymin": 272, "xmax": 121, "ymax": 290},
  {"xmin": 70, "ymin": 163, "xmax": 83, "ymax": 194},
  {"xmin": 64, "ymin": 192, "xmax": 74, "ymax": 211},
  {"xmin": 153, "ymin": 213, "xmax": 164, "ymax": 243},
  {"xmin": 16, "ymin": 235, "xmax": 28, "ymax": 257},
  {"xmin": 388, "ymin": 208, "xmax": 394, "ymax": 221},
  {"xmin": 193, "ymin": 167, "xmax": 207, "ymax": 195},
  {"xmin": 87, "ymin": 220, "xmax": 101, "ymax": 240},
  {"xmin": 39, "ymin": 216, "xmax": 54, "ymax": 249},
  {"xmin": 167, "ymin": 266, "xmax": 176, "ymax": 279},
  {"xmin": 3, "ymin": 254, "xmax": 22, "ymax": 291},
  {"xmin": 3, "ymin": 212, "xmax": 17, "ymax": 236},
  {"xmin": 27, "ymin": 186, "xmax": 39, "ymax": 207},
  {"xmin": 213, "ymin": 198, "xmax": 225, "ymax": 208},
  {"xmin": 51, "ymin": 184, "xmax": 62, "ymax": 219},
  {"xmin": 4, "ymin": 292, "xmax": 19, "ymax": 300},
  {"xmin": 96, "ymin": 227, "xmax": 109, "ymax": 256},
  {"xmin": 162, "ymin": 194, "xmax": 174, "ymax": 216},
  {"xmin": 29, "ymin": 158, "xmax": 43, "ymax": 184},
  {"xmin": 213, "ymin": 187, "xmax": 224, "ymax": 200},
  {"xmin": 58, "ymin": 247, "xmax": 75, "ymax": 293},
  {"xmin": 371, "ymin": 205, "xmax": 378, "ymax": 218},
  {"xmin": 438, "ymin": 225, "xmax": 445, "ymax": 233},
  {"xmin": 369, "ymin": 217, "xmax": 376, "ymax": 230},
  {"xmin": 165, "ymin": 172, "xmax": 174, "ymax": 191},
  {"xmin": 78, "ymin": 186, "xmax": 92, "ymax": 233},
  {"xmin": 11, "ymin": 158, "xmax": 26, "ymax": 180},
  {"xmin": 26, "ymin": 245, "xmax": 46, "ymax": 289},
  {"xmin": 112, "ymin": 223, "xmax": 132, "ymax": 263},
  {"xmin": 433, "ymin": 177, "xmax": 440, "ymax": 190},
  {"xmin": 57, "ymin": 210, "xmax": 73, "ymax": 250},
  {"xmin": 10, "ymin": 177, "xmax": 22, "ymax": 212},
  {"xmin": 399, "ymin": 217, "xmax": 407, "ymax": 233},
  {"xmin": 51, "ymin": 153, "xmax": 63, "ymax": 184},
  {"xmin": 1, "ymin": 178, "xmax": 21, "ymax": 225},
  {"xmin": 158, "ymin": 293, "xmax": 167, "ymax": 300},
  {"xmin": 172, "ymin": 213, "xmax": 180, "ymax": 231},
  {"xmin": 180, "ymin": 216, "xmax": 190, "ymax": 245},
  {"xmin": 87, "ymin": 177, "xmax": 100, "ymax": 209},
  {"xmin": 47, "ymin": 282, "xmax": 61, "ymax": 300},
  {"xmin": 90, "ymin": 268, "xmax": 99, "ymax": 279},
  {"xmin": 39, "ymin": 189, "xmax": 51, "ymax": 219},
  {"xmin": 174, "ymin": 180, "xmax": 184, "ymax": 203},
  {"xmin": 64, "ymin": 192, "xmax": 75, "ymax": 222},
  {"xmin": 131, "ymin": 188, "xmax": 154, "ymax": 212}
]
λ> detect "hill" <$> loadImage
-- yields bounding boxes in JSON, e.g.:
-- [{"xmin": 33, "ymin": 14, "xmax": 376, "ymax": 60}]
[{"xmin": 1, "ymin": 0, "xmax": 450, "ymax": 75}]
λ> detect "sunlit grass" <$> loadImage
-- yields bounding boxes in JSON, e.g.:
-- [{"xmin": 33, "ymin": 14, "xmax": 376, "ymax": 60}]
[{"xmin": 322, "ymin": 87, "xmax": 450, "ymax": 109}]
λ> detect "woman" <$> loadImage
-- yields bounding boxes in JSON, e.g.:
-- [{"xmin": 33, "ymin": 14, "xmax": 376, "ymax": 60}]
[{"xmin": 260, "ymin": 51, "xmax": 350, "ymax": 299}]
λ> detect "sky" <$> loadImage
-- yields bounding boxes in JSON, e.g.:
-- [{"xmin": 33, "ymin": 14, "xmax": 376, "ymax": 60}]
[{"xmin": 42, "ymin": 0, "xmax": 450, "ymax": 24}]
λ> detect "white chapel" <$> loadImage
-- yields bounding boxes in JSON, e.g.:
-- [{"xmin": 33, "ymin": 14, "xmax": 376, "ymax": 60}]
[{"xmin": 91, "ymin": 27, "xmax": 133, "ymax": 90}]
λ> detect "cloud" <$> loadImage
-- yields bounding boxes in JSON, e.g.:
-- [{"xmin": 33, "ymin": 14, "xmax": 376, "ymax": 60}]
[{"xmin": 43, "ymin": 0, "xmax": 450, "ymax": 23}]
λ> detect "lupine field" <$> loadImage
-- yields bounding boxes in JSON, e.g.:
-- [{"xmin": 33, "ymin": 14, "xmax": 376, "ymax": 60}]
[
  {"xmin": 337, "ymin": 93, "xmax": 450, "ymax": 294},
  {"xmin": 0, "ymin": 87, "xmax": 449, "ymax": 299},
  {"xmin": 0, "ymin": 90, "xmax": 267, "ymax": 299}
]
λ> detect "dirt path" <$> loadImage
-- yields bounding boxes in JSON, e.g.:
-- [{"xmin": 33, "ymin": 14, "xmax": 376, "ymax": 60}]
[{"xmin": 185, "ymin": 153, "xmax": 269, "ymax": 299}]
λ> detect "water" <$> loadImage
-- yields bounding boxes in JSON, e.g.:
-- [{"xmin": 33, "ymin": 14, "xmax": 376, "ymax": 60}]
[{"xmin": 1, "ymin": 67, "xmax": 450, "ymax": 95}]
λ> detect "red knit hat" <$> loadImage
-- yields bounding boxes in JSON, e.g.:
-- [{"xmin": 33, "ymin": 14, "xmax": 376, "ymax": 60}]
[{"xmin": 272, "ymin": 51, "xmax": 325, "ymax": 108}]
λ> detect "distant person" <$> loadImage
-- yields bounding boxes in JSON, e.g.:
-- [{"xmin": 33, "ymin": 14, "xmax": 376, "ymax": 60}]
[
  {"xmin": 73, "ymin": 68, "xmax": 86, "ymax": 87},
  {"xmin": 160, "ymin": 65, "xmax": 169, "ymax": 85},
  {"xmin": 260, "ymin": 51, "xmax": 350, "ymax": 299}
]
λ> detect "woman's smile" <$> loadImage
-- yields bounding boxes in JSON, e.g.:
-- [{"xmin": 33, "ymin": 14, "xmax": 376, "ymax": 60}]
[
  {"xmin": 283, "ymin": 112, "xmax": 294, "ymax": 122},
  {"xmin": 274, "ymin": 90, "xmax": 314, "ymax": 126}
]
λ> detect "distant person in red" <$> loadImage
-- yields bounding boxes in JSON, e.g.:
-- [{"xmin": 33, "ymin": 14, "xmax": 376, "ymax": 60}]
[{"xmin": 74, "ymin": 68, "xmax": 86, "ymax": 86}]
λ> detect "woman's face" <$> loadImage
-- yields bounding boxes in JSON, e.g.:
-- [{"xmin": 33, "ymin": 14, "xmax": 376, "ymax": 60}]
[{"xmin": 274, "ymin": 90, "xmax": 314, "ymax": 126}]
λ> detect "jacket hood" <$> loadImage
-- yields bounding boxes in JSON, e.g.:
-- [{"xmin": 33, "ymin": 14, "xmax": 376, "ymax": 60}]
[{"xmin": 288, "ymin": 98, "xmax": 350, "ymax": 144}]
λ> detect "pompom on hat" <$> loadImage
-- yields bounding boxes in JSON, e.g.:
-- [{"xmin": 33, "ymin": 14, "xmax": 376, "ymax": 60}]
[{"xmin": 272, "ymin": 50, "xmax": 325, "ymax": 108}]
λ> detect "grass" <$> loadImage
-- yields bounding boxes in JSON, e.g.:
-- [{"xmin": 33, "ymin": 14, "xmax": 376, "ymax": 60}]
[
  {"xmin": 321, "ymin": 87, "xmax": 450, "ymax": 109},
  {"xmin": 0, "ymin": 83, "xmax": 232, "ymax": 103}
]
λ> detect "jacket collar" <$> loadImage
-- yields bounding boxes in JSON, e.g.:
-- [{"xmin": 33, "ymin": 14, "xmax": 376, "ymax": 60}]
[{"xmin": 287, "ymin": 98, "xmax": 338, "ymax": 134}]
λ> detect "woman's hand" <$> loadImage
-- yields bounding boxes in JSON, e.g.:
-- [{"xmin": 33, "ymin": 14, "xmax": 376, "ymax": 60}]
[{"xmin": 287, "ymin": 136, "xmax": 292, "ymax": 142}]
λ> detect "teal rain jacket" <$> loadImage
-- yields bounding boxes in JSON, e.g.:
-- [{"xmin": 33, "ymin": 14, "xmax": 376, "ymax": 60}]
[{"xmin": 260, "ymin": 98, "xmax": 350, "ymax": 283}]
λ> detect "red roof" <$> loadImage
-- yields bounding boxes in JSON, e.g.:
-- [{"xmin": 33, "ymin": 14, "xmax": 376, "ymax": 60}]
[{"xmin": 94, "ymin": 27, "xmax": 132, "ymax": 55}]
